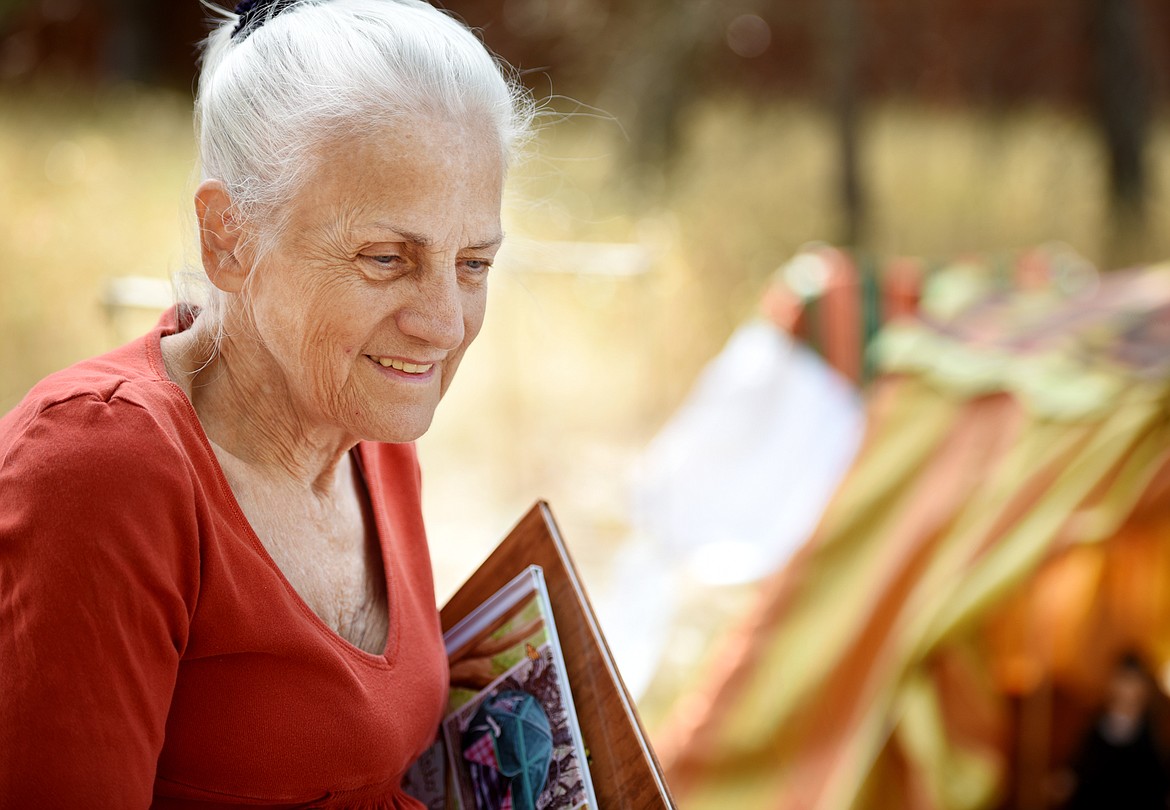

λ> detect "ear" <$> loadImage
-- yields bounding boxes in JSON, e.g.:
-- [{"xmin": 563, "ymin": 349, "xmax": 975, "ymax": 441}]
[{"xmin": 194, "ymin": 179, "xmax": 249, "ymax": 294}]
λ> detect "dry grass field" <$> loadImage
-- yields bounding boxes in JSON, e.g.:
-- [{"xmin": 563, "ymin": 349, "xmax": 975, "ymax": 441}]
[{"xmin": 3, "ymin": 85, "xmax": 1169, "ymax": 733}]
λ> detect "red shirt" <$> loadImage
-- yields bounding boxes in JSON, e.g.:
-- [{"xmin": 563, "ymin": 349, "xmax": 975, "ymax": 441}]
[{"xmin": 0, "ymin": 309, "xmax": 448, "ymax": 808}]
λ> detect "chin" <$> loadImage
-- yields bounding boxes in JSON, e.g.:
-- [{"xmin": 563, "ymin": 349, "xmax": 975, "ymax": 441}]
[{"xmin": 357, "ymin": 411, "xmax": 436, "ymax": 445}]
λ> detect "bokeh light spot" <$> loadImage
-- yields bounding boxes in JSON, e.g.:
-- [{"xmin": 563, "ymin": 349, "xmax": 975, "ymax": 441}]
[{"xmin": 725, "ymin": 14, "xmax": 771, "ymax": 59}]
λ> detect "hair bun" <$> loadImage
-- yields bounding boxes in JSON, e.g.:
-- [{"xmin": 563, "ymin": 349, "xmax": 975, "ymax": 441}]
[{"xmin": 232, "ymin": 0, "xmax": 303, "ymax": 41}]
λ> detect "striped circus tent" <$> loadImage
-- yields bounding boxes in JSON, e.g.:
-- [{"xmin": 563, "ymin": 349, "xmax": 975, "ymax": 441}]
[{"xmin": 658, "ymin": 259, "xmax": 1170, "ymax": 810}]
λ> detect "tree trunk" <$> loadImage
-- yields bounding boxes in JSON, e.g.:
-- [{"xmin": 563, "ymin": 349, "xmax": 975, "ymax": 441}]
[
  {"xmin": 828, "ymin": 0, "xmax": 865, "ymax": 248},
  {"xmin": 1092, "ymin": 0, "xmax": 1150, "ymax": 266}
]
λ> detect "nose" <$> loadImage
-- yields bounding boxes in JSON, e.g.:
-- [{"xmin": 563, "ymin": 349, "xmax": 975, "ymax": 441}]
[{"xmin": 396, "ymin": 265, "xmax": 465, "ymax": 351}]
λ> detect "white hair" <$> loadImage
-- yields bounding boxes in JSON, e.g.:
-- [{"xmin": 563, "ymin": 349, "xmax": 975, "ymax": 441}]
[{"xmin": 181, "ymin": 0, "xmax": 533, "ymax": 328}]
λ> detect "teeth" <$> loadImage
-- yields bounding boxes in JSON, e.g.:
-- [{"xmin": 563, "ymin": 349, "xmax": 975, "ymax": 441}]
[{"xmin": 374, "ymin": 356, "xmax": 433, "ymax": 374}]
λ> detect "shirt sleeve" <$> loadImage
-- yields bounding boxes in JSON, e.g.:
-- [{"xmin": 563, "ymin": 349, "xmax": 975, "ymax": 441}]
[{"xmin": 0, "ymin": 393, "xmax": 200, "ymax": 808}]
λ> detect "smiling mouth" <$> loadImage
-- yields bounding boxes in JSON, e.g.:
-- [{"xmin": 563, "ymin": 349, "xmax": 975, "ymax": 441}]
[{"xmin": 367, "ymin": 355, "xmax": 434, "ymax": 375}]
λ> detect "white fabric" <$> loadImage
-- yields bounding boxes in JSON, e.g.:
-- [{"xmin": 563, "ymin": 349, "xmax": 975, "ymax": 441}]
[{"xmin": 631, "ymin": 319, "xmax": 864, "ymax": 585}]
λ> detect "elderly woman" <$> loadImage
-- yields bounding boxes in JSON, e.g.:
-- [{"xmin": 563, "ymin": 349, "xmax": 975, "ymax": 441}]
[{"xmin": 0, "ymin": 0, "xmax": 530, "ymax": 806}]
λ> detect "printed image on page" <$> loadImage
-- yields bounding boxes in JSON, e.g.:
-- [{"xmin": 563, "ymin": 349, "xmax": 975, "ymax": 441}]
[{"xmin": 443, "ymin": 587, "xmax": 590, "ymax": 810}]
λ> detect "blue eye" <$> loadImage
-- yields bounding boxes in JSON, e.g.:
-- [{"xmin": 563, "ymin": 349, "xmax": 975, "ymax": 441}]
[
  {"xmin": 370, "ymin": 254, "xmax": 401, "ymax": 265},
  {"xmin": 463, "ymin": 259, "xmax": 492, "ymax": 272}
]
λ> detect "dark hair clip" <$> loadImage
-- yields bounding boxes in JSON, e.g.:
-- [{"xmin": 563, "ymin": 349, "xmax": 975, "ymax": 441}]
[{"xmin": 232, "ymin": 0, "xmax": 303, "ymax": 41}]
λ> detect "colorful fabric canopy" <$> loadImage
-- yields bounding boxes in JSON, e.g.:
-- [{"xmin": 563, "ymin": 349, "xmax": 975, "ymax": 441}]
[{"xmin": 660, "ymin": 259, "xmax": 1170, "ymax": 810}]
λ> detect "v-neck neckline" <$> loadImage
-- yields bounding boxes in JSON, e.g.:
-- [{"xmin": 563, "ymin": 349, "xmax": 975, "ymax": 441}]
[{"xmin": 147, "ymin": 308, "xmax": 402, "ymax": 669}]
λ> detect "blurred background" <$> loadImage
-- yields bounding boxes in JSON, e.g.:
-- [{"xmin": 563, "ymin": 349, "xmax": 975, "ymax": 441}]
[{"xmin": 3, "ymin": 1, "xmax": 1170, "ymax": 808}]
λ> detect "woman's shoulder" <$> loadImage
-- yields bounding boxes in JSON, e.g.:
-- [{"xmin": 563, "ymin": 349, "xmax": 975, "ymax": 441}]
[
  {"xmin": 3, "ymin": 328, "xmax": 200, "ymax": 461},
  {"xmin": 0, "ymin": 334, "xmax": 214, "ymax": 516},
  {"xmin": 0, "ymin": 332, "xmax": 205, "ymax": 628}
]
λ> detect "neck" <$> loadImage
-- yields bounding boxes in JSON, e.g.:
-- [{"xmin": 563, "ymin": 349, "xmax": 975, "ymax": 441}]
[{"xmin": 164, "ymin": 313, "xmax": 358, "ymax": 496}]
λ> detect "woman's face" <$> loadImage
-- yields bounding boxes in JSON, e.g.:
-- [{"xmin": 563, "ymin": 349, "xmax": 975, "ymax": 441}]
[{"xmin": 240, "ymin": 115, "xmax": 505, "ymax": 443}]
